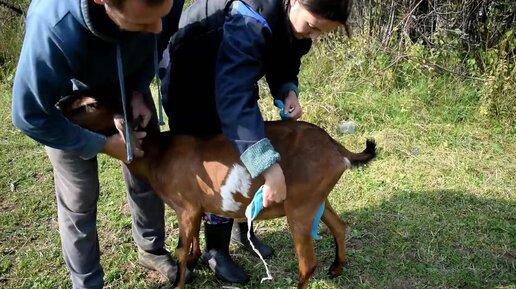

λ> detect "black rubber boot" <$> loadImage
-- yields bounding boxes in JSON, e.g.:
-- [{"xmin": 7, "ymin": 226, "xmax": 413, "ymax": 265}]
[
  {"xmin": 231, "ymin": 222, "xmax": 274, "ymax": 259},
  {"xmin": 200, "ymin": 220, "xmax": 250, "ymax": 284}
]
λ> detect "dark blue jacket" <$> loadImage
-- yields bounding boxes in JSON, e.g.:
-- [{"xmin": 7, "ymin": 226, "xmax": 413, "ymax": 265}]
[
  {"xmin": 12, "ymin": 0, "xmax": 183, "ymax": 159},
  {"xmin": 162, "ymin": 0, "xmax": 311, "ymax": 177}
]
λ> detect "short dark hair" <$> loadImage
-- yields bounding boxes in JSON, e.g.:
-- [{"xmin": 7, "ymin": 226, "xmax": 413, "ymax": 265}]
[
  {"xmin": 299, "ymin": 0, "xmax": 353, "ymax": 25},
  {"xmin": 105, "ymin": 0, "xmax": 168, "ymax": 10}
]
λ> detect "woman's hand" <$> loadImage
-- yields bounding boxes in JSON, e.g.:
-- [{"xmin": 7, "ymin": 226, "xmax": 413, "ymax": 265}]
[
  {"xmin": 131, "ymin": 91, "xmax": 152, "ymax": 128},
  {"xmin": 284, "ymin": 90, "xmax": 303, "ymax": 119},
  {"xmin": 262, "ymin": 163, "xmax": 287, "ymax": 207}
]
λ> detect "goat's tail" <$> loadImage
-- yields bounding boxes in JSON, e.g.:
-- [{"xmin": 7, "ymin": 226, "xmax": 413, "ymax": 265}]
[{"xmin": 335, "ymin": 138, "xmax": 377, "ymax": 167}]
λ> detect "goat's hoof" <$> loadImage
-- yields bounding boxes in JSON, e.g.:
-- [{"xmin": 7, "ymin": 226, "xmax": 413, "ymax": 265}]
[{"xmin": 328, "ymin": 262, "xmax": 344, "ymax": 277}]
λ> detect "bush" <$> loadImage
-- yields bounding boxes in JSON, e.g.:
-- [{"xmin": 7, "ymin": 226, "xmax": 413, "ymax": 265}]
[
  {"xmin": 0, "ymin": 1, "xmax": 27, "ymax": 82},
  {"xmin": 478, "ymin": 31, "xmax": 516, "ymax": 126},
  {"xmin": 1, "ymin": 0, "xmax": 513, "ymax": 126}
]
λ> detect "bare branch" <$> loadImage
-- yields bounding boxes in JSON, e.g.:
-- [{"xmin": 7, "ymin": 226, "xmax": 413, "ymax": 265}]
[{"xmin": 0, "ymin": 1, "xmax": 24, "ymax": 15}]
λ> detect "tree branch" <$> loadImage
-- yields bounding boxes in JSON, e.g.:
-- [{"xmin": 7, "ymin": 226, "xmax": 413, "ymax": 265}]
[{"xmin": 0, "ymin": 1, "xmax": 23, "ymax": 15}]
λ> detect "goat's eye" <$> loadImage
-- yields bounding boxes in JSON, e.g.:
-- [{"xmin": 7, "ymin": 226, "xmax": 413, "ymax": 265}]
[{"xmin": 85, "ymin": 105, "xmax": 96, "ymax": 112}]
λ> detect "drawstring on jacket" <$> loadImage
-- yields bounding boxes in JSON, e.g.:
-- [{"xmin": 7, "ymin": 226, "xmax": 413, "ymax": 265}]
[
  {"xmin": 116, "ymin": 37, "xmax": 164, "ymax": 162},
  {"xmin": 116, "ymin": 43, "xmax": 135, "ymax": 163}
]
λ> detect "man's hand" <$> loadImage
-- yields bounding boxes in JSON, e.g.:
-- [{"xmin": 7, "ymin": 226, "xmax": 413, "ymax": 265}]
[
  {"xmin": 262, "ymin": 163, "xmax": 287, "ymax": 207},
  {"xmin": 131, "ymin": 91, "xmax": 152, "ymax": 128},
  {"xmin": 284, "ymin": 90, "xmax": 303, "ymax": 120}
]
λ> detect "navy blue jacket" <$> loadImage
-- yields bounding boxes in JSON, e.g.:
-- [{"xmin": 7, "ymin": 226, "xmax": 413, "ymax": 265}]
[
  {"xmin": 162, "ymin": 0, "xmax": 311, "ymax": 177},
  {"xmin": 12, "ymin": 0, "xmax": 183, "ymax": 159}
]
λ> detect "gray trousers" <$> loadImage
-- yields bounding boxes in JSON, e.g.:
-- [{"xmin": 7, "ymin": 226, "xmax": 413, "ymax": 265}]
[{"xmin": 46, "ymin": 146, "xmax": 165, "ymax": 289}]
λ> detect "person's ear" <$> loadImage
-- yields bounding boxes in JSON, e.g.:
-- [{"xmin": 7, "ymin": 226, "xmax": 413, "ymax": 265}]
[
  {"xmin": 93, "ymin": 0, "xmax": 105, "ymax": 5},
  {"xmin": 290, "ymin": 0, "xmax": 298, "ymax": 7}
]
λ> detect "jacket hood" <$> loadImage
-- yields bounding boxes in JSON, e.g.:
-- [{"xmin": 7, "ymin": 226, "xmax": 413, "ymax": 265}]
[
  {"xmin": 68, "ymin": 0, "xmax": 132, "ymax": 42},
  {"xmin": 81, "ymin": 0, "xmax": 123, "ymax": 42}
]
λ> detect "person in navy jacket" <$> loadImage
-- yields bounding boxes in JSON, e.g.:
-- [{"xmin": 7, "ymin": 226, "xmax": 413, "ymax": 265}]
[
  {"xmin": 161, "ymin": 0, "xmax": 353, "ymax": 283},
  {"xmin": 12, "ymin": 0, "xmax": 184, "ymax": 287}
]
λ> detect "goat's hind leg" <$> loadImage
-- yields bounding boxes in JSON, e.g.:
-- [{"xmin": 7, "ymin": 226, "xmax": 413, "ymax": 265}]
[
  {"xmin": 176, "ymin": 221, "xmax": 201, "ymax": 271},
  {"xmin": 187, "ymin": 220, "xmax": 202, "ymax": 275},
  {"xmin": 321, "ymin": 200, "xmax": 347, "ymax": 277},
  {"xmin": 174, "ymin": 209, "xmax": 202, "ymax": 289},
  {"xmin": 191, "ymin": 227, "xmax": 201, "ymax": 264},
  {"xmin": 286, "ymin": 210, "xmax": 318, "ymax": 289}
]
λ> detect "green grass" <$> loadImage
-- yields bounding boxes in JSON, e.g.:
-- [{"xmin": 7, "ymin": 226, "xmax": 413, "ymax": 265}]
[{"xmin": 1, "ymin": 37, "xmax": 515, "ymax": 289}]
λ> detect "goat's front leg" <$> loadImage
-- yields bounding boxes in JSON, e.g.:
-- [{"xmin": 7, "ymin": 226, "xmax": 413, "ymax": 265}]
[
  {"xmin": 321, "ymin": 200, "xmax": 347, "ymax": 277},
  {"xmin": 286, "ymin": 211, "xmax": 318, "ymax": 289},
  {"xmin": 173, "ymin": 208, "xmax": 201, "ymax": 289}
]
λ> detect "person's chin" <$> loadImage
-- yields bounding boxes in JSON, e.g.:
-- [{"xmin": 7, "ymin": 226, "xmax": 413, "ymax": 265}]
[{"xmin": 293, "ymin": 32, "xmax": 305, "ymax": 40}]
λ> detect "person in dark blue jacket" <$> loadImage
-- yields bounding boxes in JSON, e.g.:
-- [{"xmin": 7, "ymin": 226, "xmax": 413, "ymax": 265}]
[
  {"xmin": 161, "ymin": 0, "xmax": 353, "ymax": 284},
  {"xmin": 12, "ymin": 0, "xmax": 184, "ymax": 287}
]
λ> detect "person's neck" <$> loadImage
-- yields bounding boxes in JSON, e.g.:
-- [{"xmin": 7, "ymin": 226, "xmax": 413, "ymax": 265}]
[{"xmin": 88, "ymin": 1, "xmax": 122, "ymax": 41}]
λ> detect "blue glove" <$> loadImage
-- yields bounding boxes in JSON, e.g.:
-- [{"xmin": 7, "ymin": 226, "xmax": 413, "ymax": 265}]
[{"xmin": 273, "ymin": 100, "xmax": 290, "ymax": 121}]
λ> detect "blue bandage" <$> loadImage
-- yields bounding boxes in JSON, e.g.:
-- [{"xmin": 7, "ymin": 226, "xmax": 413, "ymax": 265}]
[
  {"xmin": 312, "ymin": 202, "xmax": 325, "ymax": 240},
  {"xmin": 245, "ymin": 186, "xmax": 325, "ymax": 240}
]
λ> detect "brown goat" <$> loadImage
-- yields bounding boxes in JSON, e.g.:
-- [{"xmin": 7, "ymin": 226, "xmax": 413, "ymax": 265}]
[{"xmin": 57, "ymin": 95, "xmax": 376, "ymax": 289}]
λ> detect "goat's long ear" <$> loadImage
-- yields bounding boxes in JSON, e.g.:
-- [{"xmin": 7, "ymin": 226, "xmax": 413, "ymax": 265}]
[{"xmin": 56, "ymin": 95, "xmax": 98, "ymax": 114}]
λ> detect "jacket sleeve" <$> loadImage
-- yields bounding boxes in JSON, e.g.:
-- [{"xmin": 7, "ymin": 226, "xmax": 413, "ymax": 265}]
[
  {"xmin": 11, "ymin": 18, "xmax": 105, "ymax": 159},
  {"xmin": 215, "ymin": 2, "xmax": 280, "ymax": 178},
  {"xmin": 265, "ymin": 39, "xmax": 312, "ymax": 101}
]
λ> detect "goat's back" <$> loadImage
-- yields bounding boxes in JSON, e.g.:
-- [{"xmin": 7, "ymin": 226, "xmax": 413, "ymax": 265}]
[{"xmin": 148, "ymin": 121, "xmax": 348, "ymax": 219}]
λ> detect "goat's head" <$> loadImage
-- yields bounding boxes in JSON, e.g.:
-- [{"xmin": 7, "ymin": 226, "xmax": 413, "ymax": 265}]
[
  {"xmin": 56, "ymin": 94, "xmax": 123, "ymax": 136},
  {"xmin": 56, "ymin": 93, "xmax": 157, "ymax": 164}
]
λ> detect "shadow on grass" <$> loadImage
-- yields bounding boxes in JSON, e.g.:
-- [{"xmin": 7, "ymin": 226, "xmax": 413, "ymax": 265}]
[
  {"xmin": 330, "ymin": 190, "xmax": 515, "ymax": 289},
  {"xmin": 169, "ymin": 190, "xmax": 515, "ymax": 289}
]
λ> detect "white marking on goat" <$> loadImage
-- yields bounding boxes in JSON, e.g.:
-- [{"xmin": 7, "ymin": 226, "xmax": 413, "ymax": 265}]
[
  {"xmin": 220, "ymin": 164, "xmax": 251, "ymax": 212},
  {"xmin": 343, "ymin": 157, "xmax": 351, "ymax": 169}
]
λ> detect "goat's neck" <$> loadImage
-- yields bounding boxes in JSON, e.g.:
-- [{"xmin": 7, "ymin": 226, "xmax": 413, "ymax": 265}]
[{"xmin": 125, "ymin": 131, "xmax": 167, "ymax": 183}]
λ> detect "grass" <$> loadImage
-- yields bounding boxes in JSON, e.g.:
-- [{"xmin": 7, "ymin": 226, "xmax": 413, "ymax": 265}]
[{"xmin": 1, "ymin": 27, "xmax": 515, "ymax": 289}]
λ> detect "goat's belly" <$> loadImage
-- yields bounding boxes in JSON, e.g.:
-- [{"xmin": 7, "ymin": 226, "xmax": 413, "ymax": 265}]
[
  {"xmin": 203, "ymin": 201, "xmax": 284, "ymax": 221},
  {"xmin": 255, "ymin": 205, "xmax": 285, "ymax": 220}
]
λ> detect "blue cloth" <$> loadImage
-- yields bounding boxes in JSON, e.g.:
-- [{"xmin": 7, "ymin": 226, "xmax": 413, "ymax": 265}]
[
  {"xmin": 245, "ymin": 186, "xmax": 325, "ymax": 240},
  {"xmin": 273, "ymin": 100, "xmax": 291, "ymax": 120},
  {"xmin": 245, "ymin": 186, "xmax": 265, "ymax": 221}
]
